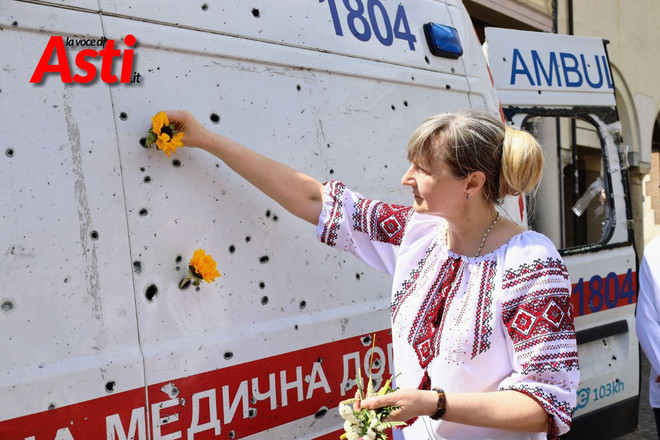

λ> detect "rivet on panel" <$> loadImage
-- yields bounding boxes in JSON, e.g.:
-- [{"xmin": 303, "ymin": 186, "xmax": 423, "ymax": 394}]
[{"xmin": 145, "ymin": 284, "xmax": 158, "ymax": 301}]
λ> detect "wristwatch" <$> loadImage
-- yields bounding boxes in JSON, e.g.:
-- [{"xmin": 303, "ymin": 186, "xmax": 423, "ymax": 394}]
[{"xmin": 431, "ymin": 387, "xmax": 447, "ymax": 420}]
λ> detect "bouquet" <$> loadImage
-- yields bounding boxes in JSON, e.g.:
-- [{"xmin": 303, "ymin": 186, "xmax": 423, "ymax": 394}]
[{"xmin": 338, "ymin": 337, "xmax": 406, "ymax": 440}]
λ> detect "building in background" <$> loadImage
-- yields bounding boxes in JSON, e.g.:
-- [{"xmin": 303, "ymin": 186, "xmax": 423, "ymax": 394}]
[{"xmin": 464, "ymin": 0, "xmax": 660, "ymax": 254}]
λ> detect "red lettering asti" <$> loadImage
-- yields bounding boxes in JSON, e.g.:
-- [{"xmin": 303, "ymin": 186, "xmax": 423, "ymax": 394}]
[{"xmin": 29, "ymin": 35, "xmax": 136, "ymax": 84}]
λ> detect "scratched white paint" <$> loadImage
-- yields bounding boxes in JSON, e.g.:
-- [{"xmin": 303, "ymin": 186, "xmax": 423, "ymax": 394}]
[{"xmin": 0, "ymin": 3, "xmax": 144, "ymax": 421}]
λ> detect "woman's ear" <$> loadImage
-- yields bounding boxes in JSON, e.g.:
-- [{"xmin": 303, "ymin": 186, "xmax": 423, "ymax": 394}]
[{"xmin": 464, "ymin": 171, "xmax": 486, "ymax": 198}]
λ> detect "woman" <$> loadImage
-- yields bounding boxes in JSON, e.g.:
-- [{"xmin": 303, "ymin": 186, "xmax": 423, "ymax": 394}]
[{"xmin": 164, "ymin": 109, "xmax": 578, "ymax": 439}]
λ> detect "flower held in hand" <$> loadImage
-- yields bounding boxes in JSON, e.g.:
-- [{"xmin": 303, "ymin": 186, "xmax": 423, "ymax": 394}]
[{"xmin": 146, "ymin": 111, "xmax": 184, "ymax": 157}]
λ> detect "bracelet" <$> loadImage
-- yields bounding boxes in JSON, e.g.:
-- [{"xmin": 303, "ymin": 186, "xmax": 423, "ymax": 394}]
[{"xmin": 430, "ymin": 387, "xmax": 446, "ymax": 420}]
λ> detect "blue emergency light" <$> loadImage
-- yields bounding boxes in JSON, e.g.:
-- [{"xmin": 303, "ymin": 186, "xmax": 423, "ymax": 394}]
[{"xmin": 424, "ymin": 22, "xmax": 463, "ymax": 59}]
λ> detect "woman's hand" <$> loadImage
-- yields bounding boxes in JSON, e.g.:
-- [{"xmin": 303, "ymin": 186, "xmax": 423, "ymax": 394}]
[
  {"xmin": 164, "ymin": 110, "xmax": 213, "ymax": 150},
  {"xmin": 359, "ymin": 389, "xmax": 437, "ymax": 422}
]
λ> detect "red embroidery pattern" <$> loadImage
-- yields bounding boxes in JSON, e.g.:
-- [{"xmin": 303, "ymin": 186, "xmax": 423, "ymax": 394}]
[
  {"xmin": 502, "ymin": 383, "xmax": 572, "ymax": 440},
  {"xmin": 471, "ymin": 260, "xmax": 496, "ymax": 359},
  {"xmin": 502, "ymin": 257, "xmax": 569, "ymax": 289},
  {"xmin": 320, "ymin": 180, "xmax": 346, "ymax": 247},
  {"xmin": 391, "ymin": 243, "xmax": 437, "ymax": 323},
  {"xmin": 408, "ymin": 256, "xmax": 464, "ymax": 369},
  {"xmin": 352, "ymin": 199, "xmax": 413, "ymax": 246}
]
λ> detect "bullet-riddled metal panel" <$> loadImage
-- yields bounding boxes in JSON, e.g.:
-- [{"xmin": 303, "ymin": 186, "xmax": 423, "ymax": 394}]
[
  {"xmin": 104, "ymin": 10, "xmax": 470, "ymax": 435},
  {"xmin": 0, "ymin": 3, "xmax": 144, "ymax": 423},
  {"xmin": 100, "ymin": 0, "xmax": 463, "ymax": 76}
]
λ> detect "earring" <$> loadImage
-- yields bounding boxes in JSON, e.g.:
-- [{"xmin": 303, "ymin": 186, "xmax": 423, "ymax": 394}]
[{"xmin": 465, "ymin": 193, "xmax": 470, "ymax": 200}]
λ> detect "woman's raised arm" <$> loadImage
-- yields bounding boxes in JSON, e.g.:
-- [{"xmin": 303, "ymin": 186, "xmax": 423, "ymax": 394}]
[{"xmin": 167, "ymin": 110, "xmax": 325, "ymax": 225}]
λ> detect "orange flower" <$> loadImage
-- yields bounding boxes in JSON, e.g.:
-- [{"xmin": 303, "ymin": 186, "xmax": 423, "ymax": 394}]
[
  {"xmin": 189, "ymin": 249, "xmax": 221, "ymax": 283},
  {"xmin": 146, "ymin": 111, "xmax": 184, "ymax": 157}
]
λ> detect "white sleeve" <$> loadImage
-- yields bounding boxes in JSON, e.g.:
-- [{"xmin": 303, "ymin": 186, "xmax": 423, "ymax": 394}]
[
  {"xmin": 316, "ymin": 180, "xmax": 413, "ymax": 275},
  {"xmin": 497, "ymin": 234, "xmax": 579, "ymax": 438},
  {"xmin": 636, "ymin": 237, "xmax": 660, "ymax": 375}
]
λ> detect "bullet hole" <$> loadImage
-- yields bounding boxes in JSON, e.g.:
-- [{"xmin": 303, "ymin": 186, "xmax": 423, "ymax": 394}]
[
  {"xmin": 143, "ymin": 175, "xmax": 151, "ymax": 183},
  {"xmin": 355, "ymin": 273, "xmax": 361, "ymax": 280},
  {"xmin": 259, "ymin": 281, "xmax": 265, "ymax": 289},
  {"xmin": 133, "ymin": 260, "xmax": 142, "ymax": 274},
  {"xmin": 252, "ymin": 8, "xmax": 260, "ymax": 17},
  {"xmin": 424, "ymin": 55, "xmax": 430, "ymax": 64},
  {"xmin": 612, "ymin": 355, "xmax": 617, "ymax": 360},
  {"xmin": 245, "ymin": 236, "xmax": 251, "ymax": 243},
  {"xmin": 229, "ymin": 245, "xmax": 236, "ymax": 254},
  {"xmin": 272, "ymin": 215, "xmax": 278, "ymax": 222},
  {"xmin": 229, "ymin": 431, "xmax": 235, "ymax": 439},
  {"xmin": 180, "ymin": 398, "xmax": 186, "ymax": 406},
  {"xmin": 314, "ymin": 407, "xmax": 328, "ymax": 419},
  {"xmin": 179, "ymin": 278, "xmax": 191, "ymax": 290},
  {"xmin": 210, "ymin": 113, "xmax": 220, "ymax": 124},
  {"xmin": 372, "ymin": 359, "xmax": 381, "ymax": 369},
  {"xmin": 502, "ymin": 57, "xmax": 506, "ymax": 62},
  {"xmin": 224, "ymin": 351, "xmax": 233, "ymax": 360},
  {"xmin": 404, "ymin": 101, "xmax": 408, "ymax": 107},
  {"xmin": 248, "ymin": 408, "xmax": 257, "ymax": 418},
  {"xmin": 537, "ymin": 90, "xmax": 542, "ymax": 95},
  {"xmin": 1, "ymin": 300, "xmax": 15, "ymax": 313},
  {"xmin": 201, "ymin": 3, "xmax": 208, "ymax": 10},
  {"xmin": 296, "ymin": 84, "xmax": 301, "ymax": 91},
  {"xmin": 145, "ymin": 284, "xmax": 158, "ymax": 302},
  {"xmin": 265, "ymin": 210, "xmax": 271, "ymax": 218},
  {"xmin": 119, "ymin": 112, "xmax": 128, "ymax": 120},
  {"xmin": 317, "ymin": 357, "xmax": 323, "ymax": 363},
  {"xmin": 5, "ymin": 148, "xmax": 14, "ymax": 157},
  {"xmin": 105, "ymin": 381, "xmax": 116, "ymax": 393},
  {"xmin": 90, "ymin": 230, "xmax": 99, "ymax": 240},
  {"xmin": 12, "ymin": 21, "xmax": 18, "ymax": 27},
  {"xmin": 299, "ymin": 300, "xmax": 307, "ymax": 310},
  {"xmin": 250, "ymin": 397, "xmax": 257, "ymax": 404},
  {"xmin": 329, "ymin": 169, "xmax": 334, "ymax": 174},
  {"xmin": 64, "ymin": 277, "xmax": 69, "ymax": 283},
  {"xmin": 48, "ymin": 403, "xmax": 56, "ymax": 411},
  {"xmin": 261, "ymin": 296, "xmax": 269, "ymax": 305},
  {"xmin": 139, "ymin": 137, "xmax": 147, "ymax": 147},
  {"xmin": 140, "ymin": 167, "xmax": 145, "ymax": 172},
  {"xmin": 259, "ymin": 255, "xmax": 269, "ymax": 264},
  {"xmin": 139, "ymin": 208, "xmax": 148, "ymax": 216},
  {"xmin": 172, "ymin": 159, "xmax": 181, "ymax": 167},
  {"xmin": 411, "ymin": 76, "xmax": 415, "ymax": 81},
  {"xmin": 176, "ymin": 255, "xmax": 183, "ymax": 264},
  {"xmin": 391, "ymin": 105, "xmax": 396, "ymax": 110},
  {"xmin": 361, "ymin": 335, "xmax": 372, "ymax": 346},
  {"xmin": 294, "ymin": 324, "xmax": 299, "ymax": 330},
  {"xmin": 602, "ymin": 340, "xmax": 607, "ymax": 346}
]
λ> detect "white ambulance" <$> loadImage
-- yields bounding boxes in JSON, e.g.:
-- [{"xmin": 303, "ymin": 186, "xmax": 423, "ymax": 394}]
[{"xmin": 0, "ymin": 0, "xmax": 638, "ymax": 439}]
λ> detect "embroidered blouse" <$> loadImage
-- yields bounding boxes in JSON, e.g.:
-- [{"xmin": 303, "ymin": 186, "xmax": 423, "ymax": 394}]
[{"xmin": 316, "ymin": 181, "xmax": 579, "ymax": 440}]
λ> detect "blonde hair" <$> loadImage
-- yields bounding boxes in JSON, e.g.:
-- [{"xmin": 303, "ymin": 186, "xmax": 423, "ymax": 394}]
[{"xmin": 407, "ymin": 110, "xmax": 544, "ymax": 203}]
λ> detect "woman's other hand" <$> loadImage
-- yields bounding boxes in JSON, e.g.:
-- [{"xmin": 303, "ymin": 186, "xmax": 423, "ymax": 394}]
[{"xmin": 359, "ymin": 389, "xmax": 437, "ymax": 422}]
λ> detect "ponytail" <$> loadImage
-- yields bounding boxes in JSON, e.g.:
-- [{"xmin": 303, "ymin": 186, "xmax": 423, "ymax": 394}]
[{"xmin": 499, "ymin": 125, "xmax": 544, "ymax": 198}]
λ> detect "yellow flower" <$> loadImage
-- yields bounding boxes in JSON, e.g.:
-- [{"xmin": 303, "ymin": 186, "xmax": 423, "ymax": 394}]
[
  {"xmin": 189, "ymin": 249, "xmax": 221, "ymax": 283},
  {"xmin": 151, "ymin": 111, "xmax": 168, "ymax": 135},
  {"xmin": 156, "ymin": 131, "xmax": 184, "ymax": 157}
]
